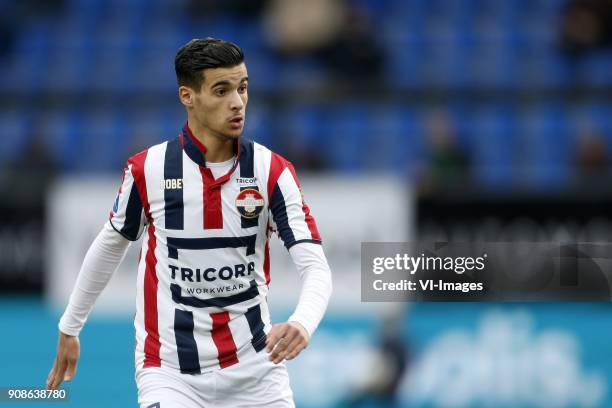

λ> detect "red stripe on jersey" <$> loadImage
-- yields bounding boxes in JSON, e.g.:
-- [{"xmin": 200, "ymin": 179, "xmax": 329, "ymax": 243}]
[
  {"xmin": 263, "ymin": 239, "xmax": 271, "ymax": 285},
  {"xmin": 142, "ymin": 223, "xmax": 160, "ymax": 367},
  {"xmin": 129, "ymin": 150, "xmax": 161, "ymax": 368},
  {"xmin": 267, "ymin": 152, "xmax": 287, "ymax": 202},
  {"xmin": 199, "ymin": 154, "xmax": 240, "ymax": 229},
  {"xmin": 200, "ymin": 168, "xmax": 223, "ymax": 229},
  {"xmin": 210, "ymin": 311, "xmax": 239, "ymax": 368},
  {"xmin": 285, "ymin": 162, "xmax": 322, "ymax": 241}
]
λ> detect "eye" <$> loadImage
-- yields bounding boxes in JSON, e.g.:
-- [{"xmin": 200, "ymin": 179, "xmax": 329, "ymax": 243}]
[
  {"xmin": 238, "ymin": 84, "xmax": 248, "ymax": 93},
  {"xmin": 215, "ymin": 88, "xmax": 226, "ymax": 96}
]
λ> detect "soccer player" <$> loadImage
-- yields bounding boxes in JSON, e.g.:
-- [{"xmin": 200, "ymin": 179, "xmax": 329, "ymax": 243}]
[{"xmin": 46, "ymin": 38, "xmax": 332, "ymax": 407}]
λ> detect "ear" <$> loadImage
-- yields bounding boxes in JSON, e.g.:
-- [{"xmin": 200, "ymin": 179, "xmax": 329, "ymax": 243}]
[{"xmin": 178, "ymin": 86, "xmax": 194, "ymax": 107}]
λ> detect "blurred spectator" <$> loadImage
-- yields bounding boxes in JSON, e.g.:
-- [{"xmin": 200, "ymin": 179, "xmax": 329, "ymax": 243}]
[
  {"xmin": 0, "ymin": 17, "xmax": 14, "ymax": 58},
  {"xmin": 285, "ymin": 143, "xmax": 326, "ymax": 172},
  {"xmin": 317, "ymin": 5, "xmax": 385, "ymax": 83},
  {"xmin": 561, "ymin": 0, "xmax": 612, "ymax": 56},
  {"xmin": 0, "ymin": 0, "xmax": 66, "ymax": 58},
  {"xmin": 419, "ymin": 110, "xmax": 472, "ymax": 193},
  {"xmin": 186, "ymin": 0, "xmax": 265, "ymax": 19},
  {"xmin": 264, "ymin": 0, "xmax": 384, "ymax": 84},
  {"xmin": 3, "ymin": 129, "xmax": 57, "ymax": 197},
  {"xmin": 263, "ymin": 0, "xmax": 346, "ymax": 57},
  {"xmin": 0, "ymin": 3, "xmax": 17, "ymax": 57},
  {"xmin": 0, "ymin": 127, "xmax": 57, "ymax": 292},
  {"xmin": 14, "ymin": 0, "xmax": 65, "ymax": 20},
  {"xmin": 344, "ymin": 311, "xmax": 409, "ymax": 408},
  {"xmin": 575, "ymin": 127, "xmax": 610, "ymax": 179}
]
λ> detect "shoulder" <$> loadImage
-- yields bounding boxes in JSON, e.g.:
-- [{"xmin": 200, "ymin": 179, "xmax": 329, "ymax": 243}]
[
  {"xmin": 253, "ymin": 141, "xmax": 293, "ymax": 170},
  {"xmin": 125, "ymin": 139, "xmax": 172, "ymax": 171},
  {"xmin": 241, "ymin": 139, "xmax": 292, "ymax": 176}
]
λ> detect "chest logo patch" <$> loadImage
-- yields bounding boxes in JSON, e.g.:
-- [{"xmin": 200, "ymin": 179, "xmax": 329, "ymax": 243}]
[{"xmin": 235, "ymin": 189, "xmax": 265, "ymax": 219}]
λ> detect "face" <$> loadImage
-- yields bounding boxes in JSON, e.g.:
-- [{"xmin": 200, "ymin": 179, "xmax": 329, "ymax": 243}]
[{"xmin": 180, "ymin": 63, "xmax": 248, "ymax": 140}]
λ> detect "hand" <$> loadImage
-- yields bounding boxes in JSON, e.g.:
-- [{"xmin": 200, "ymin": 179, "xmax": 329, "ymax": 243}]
[
  {"xmin": 266, "ymin": 321, "xmax": 309, "ymax": 364},
  {"xmin": 46, "ymin": 331, "xmax": 80, "ymax": 390}
]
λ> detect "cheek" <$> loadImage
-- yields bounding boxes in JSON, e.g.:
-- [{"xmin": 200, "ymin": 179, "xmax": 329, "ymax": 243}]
[{"xmin": 194, "ymin": 98, "xmax": 217, "ymax": 119}]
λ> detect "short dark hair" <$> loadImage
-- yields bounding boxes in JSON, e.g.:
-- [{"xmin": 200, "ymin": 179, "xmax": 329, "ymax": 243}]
[{"xmin": 175, "ymin": 38, "xmax": 244, "ymax": 90}]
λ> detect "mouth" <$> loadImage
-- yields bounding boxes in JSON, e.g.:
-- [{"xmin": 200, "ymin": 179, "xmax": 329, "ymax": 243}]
[{"xmin": 229, "ymin": 116, "xmax": 244, "ymax": 130}]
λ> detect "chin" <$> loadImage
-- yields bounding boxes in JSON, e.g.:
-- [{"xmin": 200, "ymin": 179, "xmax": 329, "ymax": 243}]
[
  {"xmin": 222, "ymin": 129, "xmax": 243, "ymax": 140},
  {"xmin": 224, "ymin": 132, "xmax": 242, "ymax": 140}
]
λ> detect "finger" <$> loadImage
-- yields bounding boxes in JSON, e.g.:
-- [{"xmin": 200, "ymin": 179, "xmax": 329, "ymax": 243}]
[
  {"xmin": 270, "ymin": 337, "xmax": 289, "ymax": 362},
  {"xmin": 272, "ymin": 326, "xmax": 299, "ymax": 350},
  {"xmin": 49, "ymin": 360, "xmax": 68, "ymax": 390},
  {"xmin": 266, "ymin": 326, "xmax": 287, "ymax": 352},
  {"xmin": 273, "ymin": 336, "xmax": 303, "ymax": 364},
  {"xmin": 64, "ymin": 358, "xmax": 78, "ymax": 381},
  {"xmin": 46, "ymin": 358, "xmax": 59, "ymax": 389},
  {"xmin": 47, "ymin": 361, "xmax": 57, "ymax": 385},
  {"xmin": 266, "ymin": 325, "xmax": 284, "ymax": 352},
  {"xmin": 285, "ymin": 342, "xmax": 307, "ymax": 361}
]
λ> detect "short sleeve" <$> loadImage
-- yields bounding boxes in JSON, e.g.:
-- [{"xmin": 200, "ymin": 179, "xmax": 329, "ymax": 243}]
[
  {"xmin": 109, "ymin": 161, "xmax": 146, "ymax": 241},
  {"xmin": 268, "ymin": 155, "xmax": 322, "ymax": 250}
]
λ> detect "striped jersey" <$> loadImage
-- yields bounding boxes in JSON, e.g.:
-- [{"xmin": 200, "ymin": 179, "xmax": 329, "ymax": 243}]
[{"xmin": 109, "ymin": 124, "xmax": 321, "ymax": 374}]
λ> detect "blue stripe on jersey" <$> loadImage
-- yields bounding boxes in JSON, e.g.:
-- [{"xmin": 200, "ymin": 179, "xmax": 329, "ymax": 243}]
[
  {"xmin": 288, "ymin": 239, "xmax": 323, "ymax": 249},
  {"xmin": 171, "ymin": 279, "xmax": 259, "ymax": 308},
  {"xmin": 167, "ymin": 234, "xmax": 257, "ymax": 259},
  {"xmin": 245, "ymin": 304, "xmax": 266, "ymax": 352},
  {"xmin": 182, "ymin": 127, "xmax": 206, "ymax": 166},
  {"xmin": 164, "ymin": 138, "xmax": 184, "ymax": 230},
  {"xmin": 270, "ymin": 185, "xmax": 296, "ymax": 248},
  {"xmin": 239, "ymin": 138, "xmax": 255, "ymax": 178},
  {"xmin": 239, "ymin": 139, "xmax": 259, "ymax": 229},
  {"xmin": 119, "ymin": 182, "xmax": 143, "ymax": 240},
  {"xmin": 174, "ymin": 309, "xmax": 201, "ymax": 374}
]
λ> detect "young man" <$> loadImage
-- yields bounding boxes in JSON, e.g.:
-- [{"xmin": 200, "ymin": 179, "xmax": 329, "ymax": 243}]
[{"xmin": 46, "ymin": 38, "xmax": 333, "ymax": 407}]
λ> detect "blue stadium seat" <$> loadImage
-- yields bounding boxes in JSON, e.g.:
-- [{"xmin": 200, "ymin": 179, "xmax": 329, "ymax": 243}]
[
  {"xmin": 0, "ymin": 111, "xmax": 32, "ymax": 166},
  {"xmin": 89, "ymin": 47, "xmax": 132, "ymax": 92},
  {"xmin": 243, "ymin": 53, "xmax": 280, "ymax": 92},
  {"xmin": 518, "ymin": 105, "xmax": 572, "ymax": 188},
  {"xmin": 470, "ymin": 106, "xmax": 518, "ymax": 187},
  {"xmin": 367, "ymin": 105, "xmax": 423, "ymax": 172},
  {"xmin": 128, "ymin": 45, "xmax": 178, "ymax": 93},
  {"xmin": 283, "ymin": 105, "xmax": 327, "ymax": 148},
  {"xmin": 418, "ymin": 31, "xmax": 471, "ymax": 87},
  {"xmin": 41, "ymin": 110, "xmax": 84, "ymax": 172},
  {"xmin": 384, "ymin": 36, "xmax": 424, "ymax": 88},
  {"xmin": 75, "ymin": 109, "xmax": 128, "ymax": 172},
  {"xmin": 571, "ymin": 103, "xmax": 612, "ymax": 156},
  {"xmin": 579, "ymin": 52, "xmax": 612, "ymax": 87},
  {"xmin": 0, "ymin": 50, "xmax": 43, "ymax": 93},
  {"xmin": 465, "ymin": 41, "xmax": 516, "ymax": 88},
  {"xmin": 126, "ymin": 108, "xmax": 182, "ymax": 153},
  {"xmin": 325, "ymin": 104, "xmax": 371, "ymax": 172},
  {"xmin": 243, "ymin": 106, "xmax": 275, "ymax": 149}
]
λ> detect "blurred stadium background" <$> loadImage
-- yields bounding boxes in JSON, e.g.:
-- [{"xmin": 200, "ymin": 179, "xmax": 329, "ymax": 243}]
[{"xmin": 2, "ymin": 0, "xmax": 612, "ymax": 406}]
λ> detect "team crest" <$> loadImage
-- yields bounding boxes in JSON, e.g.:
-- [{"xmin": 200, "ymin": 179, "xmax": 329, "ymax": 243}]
[{"xmin": 235, "ymin": 189, "xmax": 264, "ymax": 219}]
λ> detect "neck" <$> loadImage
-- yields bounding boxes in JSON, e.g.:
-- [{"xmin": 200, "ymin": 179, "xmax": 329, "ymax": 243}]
[{"xmin": 187, "ymin": 117, "xmax": 235, "ymax": 163}]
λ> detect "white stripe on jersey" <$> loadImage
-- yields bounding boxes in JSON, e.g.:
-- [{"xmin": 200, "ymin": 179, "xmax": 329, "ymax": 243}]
[{"xmin": 276, "ymin": 168, "xmax": 317, "ymax": 242}]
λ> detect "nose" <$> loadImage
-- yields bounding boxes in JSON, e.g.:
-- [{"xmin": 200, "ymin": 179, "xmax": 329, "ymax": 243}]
[{"xmin": 229, "ymin": 89, "xmax": 244, "ymax": 111}]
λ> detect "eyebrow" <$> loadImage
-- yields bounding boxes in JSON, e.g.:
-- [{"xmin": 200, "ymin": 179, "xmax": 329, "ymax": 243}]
[{"xmin": 211, "ymin": 77, "xmax": 249, "ymax": 88}]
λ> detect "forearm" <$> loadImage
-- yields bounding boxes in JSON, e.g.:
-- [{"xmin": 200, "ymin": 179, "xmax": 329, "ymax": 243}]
[
  {"xmin": 58, "ymin": 221, "xmax": 131, "ymax": 336},
  {"xmin": 287, "ymin": 242, "xmax": 333, "ymax": 337}
]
